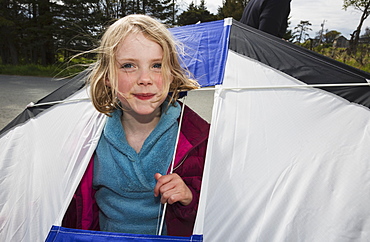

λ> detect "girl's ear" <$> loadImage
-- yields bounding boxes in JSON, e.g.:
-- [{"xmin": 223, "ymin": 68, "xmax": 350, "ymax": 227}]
[{"xmin": 105, "ymin": 78, "xmax": 111, "ymax": 87}]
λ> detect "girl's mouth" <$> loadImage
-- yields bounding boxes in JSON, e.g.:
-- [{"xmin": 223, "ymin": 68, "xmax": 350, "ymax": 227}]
[{"xmin": 134, "ymin": 93, "xmax": 155, "ymax": 100}]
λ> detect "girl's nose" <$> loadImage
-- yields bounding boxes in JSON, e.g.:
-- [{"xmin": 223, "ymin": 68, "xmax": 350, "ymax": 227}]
[{"xmin": 138, "ymin": 69, "xmax": 153, "ymax": 86}]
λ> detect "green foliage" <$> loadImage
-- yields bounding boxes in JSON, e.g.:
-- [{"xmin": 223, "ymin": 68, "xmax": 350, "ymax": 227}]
[
  {"xmin": 217, "ymin": 0, "xmax": 249, "ymax": 20},
  {"xmin": 0, "ymin": 0, "xmax": 179, "ymax": 67},
  {"xmin": 295, "ymin": 42, "xmax": 370, "ymax": 73},
  {"xmin": 343, "ymin": 0, "xmax": 370, "ymax": 11},
  {"xmin": 335, "ymin": 48, "xmax": 370, "ymax": 72},
  {"xmin": 282, "ymin": 17, "xmax": 293, "ymax": 41},
  {"xmin": 292, "ymin": 21, "xmax": 312, "ymax": 43},
  {"xmin": 176, "ymin": 0, "xmax": 218, "ymax": 26},
  {"xmin": 0, "ymin": 64, "xmax": 85, "ymax": 77},
  {"xmin": 154, "ymin": 0, "xmax": 177, "ymax": 25},
  {"xmin": 0, "ymin": 54, "xmax": 93, "ymax": 77},
  {"xmin": 343, "ymin": 0, "xmax": 370, "ymax": 54},
  {"xmin": 324, "ymin": 30, "xmax": 341, "ymax": 43}
]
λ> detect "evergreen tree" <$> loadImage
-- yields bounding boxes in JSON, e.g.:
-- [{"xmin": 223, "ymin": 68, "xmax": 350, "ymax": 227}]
[
  {"xmin": 55, "ymin": 0, "xmax": 108, "ymax": 59},
  {"xmin": 292, "ymin": 20, "xmax": 312, "ymax": 43},
  {"xmin": 145, "ymin": 0, "xmax": 176, "ymax": 25},
  {"xmin": 0, "ymin": 0, "xmax": 22, "ymax": 64},
  {"xmin": 217, "ymin": 0, "xmax": 249, "ymax": 21},
  {"xmin": 0, "ymin": 0, "xmax": 179, "ymax": 65},
  {"xmin": 157, "ymin": 0, "xmax": 177, "ymax": 25},
  {"xmin": 36, "ymin": 0, "xmax": 55, "ymax": 65},
  {"xmin": 282, "ymin": 17, "xmax": 293, "ymax": 41},
  {"xmin": 0, "ymin": 0, "xmax": 58, "ymax": 65},
  {"xmin": 176, "ymin": 0, "xmax": 217, "ymax": 26}
]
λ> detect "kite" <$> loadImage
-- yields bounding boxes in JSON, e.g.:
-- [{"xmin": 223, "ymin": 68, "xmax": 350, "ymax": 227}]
[{"xmin": 1, "ymin": 18, "xmax": 370, "ymax": 241}]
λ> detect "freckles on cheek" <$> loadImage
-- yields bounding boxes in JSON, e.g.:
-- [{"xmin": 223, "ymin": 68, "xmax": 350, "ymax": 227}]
[
  {"xmin": 117, "ymin": 74, "xmax": 133, "ymax": 90},
  {"xmin": 155, "ymin": 75, "xmax": 166, "ymax": 88}
]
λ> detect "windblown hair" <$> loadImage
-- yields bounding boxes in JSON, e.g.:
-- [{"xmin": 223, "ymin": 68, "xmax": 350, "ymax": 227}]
[{"xmin": 88, "ymin": 14, "xmax": 199, "ymax": 115}]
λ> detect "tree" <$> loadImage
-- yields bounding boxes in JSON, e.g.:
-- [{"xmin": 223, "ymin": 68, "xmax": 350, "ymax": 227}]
[
  {"xmin": 317, "ymin": 19, "xmax": 327, "ymax": 45},
  {"xmin": 0, "ymin": 0, "xmax": 59, "ymax": 65},
  {"xmin": 281, "ymin": 17, "xmax": 293, "ymax": 41},
  {"xmin": 361, "ymin": 26, "xmax": 370, "ymax": 37},
  {"xmin": 283, "ymin": 28, "xmax": 293, "ymax": 41},
  {"xmin": 315, "ymin": 28, "xmax": 328, "ymax": 45},
  {"xmin": 292, "ymin": 20, "xmax": 312, "ymax": 43},
  {"xmin": 150, "ymin": 0, "xmax": 177, "ymax": 25},
  {"xmin": 176, "ymin": 1, "xmax": 217, "ymax": 26},
  {"xmin": 37, "ymin": 0, "xmax": 56, "ymax": 65},
  {"xmin": 343, "ymin": 0, "xmax": 370, "ymax": 54},
  {"xmin": 0, "ymin": 0, "xmax": 179, "ymax": 66},
  {"xmin": 217, "ymin": 0, "xmax": 249, "ymax": 20},
  {"xmin": 324, "ymin": 30, "xmax": 341, "ymax": 44},
  {"xmin": 55, "ymin": 0, "xmax": 108, "ymax": 60},
  {"xmin": 0, "ymin": 0, "xmax": 21, "ymax": 64}
]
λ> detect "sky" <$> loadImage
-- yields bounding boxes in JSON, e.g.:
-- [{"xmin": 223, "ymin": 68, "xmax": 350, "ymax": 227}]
[{"xmin": 178, "ymin": 0, "xmax": 370, "ymax": 39}]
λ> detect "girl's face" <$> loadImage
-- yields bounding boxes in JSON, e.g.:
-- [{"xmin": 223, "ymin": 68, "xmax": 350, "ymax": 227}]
[{"xmin": 111, "ymin": 32, "xmax": 170, "ymax": 118}]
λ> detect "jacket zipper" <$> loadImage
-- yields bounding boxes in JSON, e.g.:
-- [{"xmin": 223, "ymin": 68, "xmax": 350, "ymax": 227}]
[{"xmin": 173, "ymin": 153, "xmax": 189, "ymax": 172}]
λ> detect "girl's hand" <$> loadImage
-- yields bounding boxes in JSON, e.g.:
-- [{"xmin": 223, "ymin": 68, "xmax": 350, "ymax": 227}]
[{"xmin": 154, "ymin": 173, "xmax": 193, "ymax": 206}]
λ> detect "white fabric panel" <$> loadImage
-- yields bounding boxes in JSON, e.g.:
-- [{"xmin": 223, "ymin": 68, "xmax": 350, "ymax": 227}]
[
  {"xmin": 195, "ymin": 51, "xmax": 370, "ymax": 241},
  {"xmin": 0, "ymin": 88, "xmax": 106, "ymax": 241}
]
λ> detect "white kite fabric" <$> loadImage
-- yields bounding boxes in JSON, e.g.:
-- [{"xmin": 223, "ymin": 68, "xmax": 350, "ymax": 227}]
[
  {"xmin": 194, "ymin": 51, "xmax": 370, "ymax": 241},
  {"xmin": 0, "ymin": 87, "xmax": 106, "ymax": 241}
]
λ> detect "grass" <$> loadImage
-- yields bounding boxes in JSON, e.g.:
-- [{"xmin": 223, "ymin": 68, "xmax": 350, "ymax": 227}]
[
  {"xmin": 0, "ymin": 55, "xmax": 94, "ymax": 77},
  {"xmin": 0, "ymin": 63, "xmax": 87, "ymax": 78},
  {"xmin": 311, "ymin": 46, "xmax": 370, "ymax": 73}
]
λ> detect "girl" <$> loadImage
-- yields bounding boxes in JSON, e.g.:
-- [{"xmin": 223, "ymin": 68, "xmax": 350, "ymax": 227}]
[{"xmin": 63, "ymin": 14, "xmax": 209, "ymax": 237}]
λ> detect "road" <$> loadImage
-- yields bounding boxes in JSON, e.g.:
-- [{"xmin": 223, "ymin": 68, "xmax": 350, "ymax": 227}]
[
  {"xmin": 0, "ymin": 75, "xmax": 70, "ymax": 131},
  {"xmin": 0, "ymin": 75, "xmax": 214, "ymax": 131}
]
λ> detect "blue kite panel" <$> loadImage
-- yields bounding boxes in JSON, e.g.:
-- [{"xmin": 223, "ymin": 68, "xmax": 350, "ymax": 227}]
[
  {"xmin": 170, "ymin": 20, "xmax": 230, "ymax": 87},
  {"xmin": 45, "ymin": 226, "xmax": 203, "ymax": 242}
]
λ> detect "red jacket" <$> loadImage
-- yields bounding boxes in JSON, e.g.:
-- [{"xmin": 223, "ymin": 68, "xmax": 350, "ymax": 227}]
[{"xmin": 62, "ymin": 104, "xmax": 210, "ymax": 237}]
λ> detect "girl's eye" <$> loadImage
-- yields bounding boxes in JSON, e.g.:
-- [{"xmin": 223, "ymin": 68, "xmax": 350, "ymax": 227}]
[
  {"xmin": 153, "ymin": 63, "xmax": 162, "ymax": 69},
  {"xmin": 121, "ymin": 63, "xmax": 134, "ymax": 69}
]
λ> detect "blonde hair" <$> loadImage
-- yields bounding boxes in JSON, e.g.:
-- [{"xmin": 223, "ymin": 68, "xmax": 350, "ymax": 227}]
[{"xmin": 88, "ymin": 14, "xmax": 199, "ymax": 115}]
